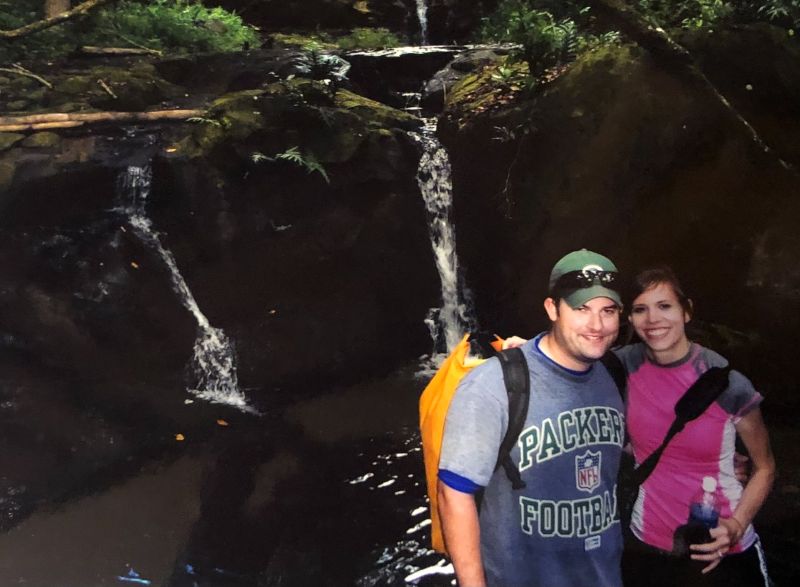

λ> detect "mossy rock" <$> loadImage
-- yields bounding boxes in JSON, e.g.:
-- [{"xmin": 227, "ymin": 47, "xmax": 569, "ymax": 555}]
[
  {"xmin": 6, "ymin": 101, "xmax": 29, "ymax": 111},
  {"xmin": 174, "ymin": 90, "xmax": 267, "ymax": 158},
  {"xmin": 444, "ymin": 58, "xmax": 529, "ymax": 122},
  {"xmin": 208, "ymin": 89, "xmax": 268, "ymax": 138},
  {"xmin": 0, "ymin": 133, "xmax": 24, "ymax": 152},
  {"xmin": 56, "ymin": 76, "xmax": 94, "ymax": 96},
  {"xmin": 21, "ymin": 132, "xmax": 62, "ymax": 149},
  {"xmin": 334, "ymin": 88, "xmax": 419, "ymax": 130},
  {"xmin": 172, "ymin": 79, "xmax": 418, "ymax": 165},
  {"xmin": 0, "ymin": 133, "xmax": 25, "ymax": 152},
  {"xmin": 553, "ymin": 44, "xmax": 639, "ymax": 96},
  {"xmin": 269, "ymin": 32, "xmax": 338, "ymax": 51},
  {"xmin": 0, "ymin": 160, "xmax": 16, "ymax": 191},
  {"xmin": 304, "ymin": 107, "xmax": 367, "ymax": 163},
  {"xmin": 49, "ymin": 63, "xmax": 182, "ymax": 112}
]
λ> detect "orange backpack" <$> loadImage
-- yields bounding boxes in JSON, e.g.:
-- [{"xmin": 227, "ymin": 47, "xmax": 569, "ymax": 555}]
[{"xmin": 419, "ymin": 334, "xmax": 530, "ymax": 553}]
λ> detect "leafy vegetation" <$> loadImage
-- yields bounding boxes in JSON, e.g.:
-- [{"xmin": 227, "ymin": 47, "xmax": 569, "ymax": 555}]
[
  {"xmin": 0, "ymin": 0, "xmax": 260, "ymax": 61},
  {"xmin": 335, "ymin": 27, "xmax": 402, "ymax": 50},
  {"xmin": 477, "ymin": 0, "xmax": 797, "ymax": 84},
  {"xmin": 91, "ymin": 0, "xmax": 260, "ymax": 52},
  {"xmin": 269, "ymin": 27, "xmax": 402, "ymax": 51},
  {"xmin": 251, "ymin": 146, "xmax": 330, "ymax": 183},
  {"xmin": 479, "ymin": 1, "xmax": 619, "ymax": 79},
  {"xmin": 636, "ymin": 0, "xmax": 800, "ymax": 30}
]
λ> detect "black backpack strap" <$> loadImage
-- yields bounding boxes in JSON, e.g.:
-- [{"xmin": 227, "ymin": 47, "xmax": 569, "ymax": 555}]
[
  {"xmin": 599, "ymin": 351, "xmax": 627, "ymax": 401},
  {"xmin": 631, "ymin": 365, "xmax": 732, "ymax": 486},
  {"xmin": 496, "ymin": 347, "xmax": 530, "ymax": 490}
]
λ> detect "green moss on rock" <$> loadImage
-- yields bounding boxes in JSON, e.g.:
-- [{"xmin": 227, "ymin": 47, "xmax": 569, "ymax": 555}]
[
  {"xmin": 334, "ymin": 89, "xmax": 419, "ymax": 130},
  {"xmin": 21, "ymin": 132, "xmax": 61, "ymax": 149},
  {"xmin": 0, "ymin": 160, "xmax": 15, "ymax": 191},
  {"xmin": 0, "ymin": 133, "xmax": 25, "ymax": 152},
  {"xmin": 5, "ymin": 100, "xmax": 29, "ymax": 111},
  {"xmin": 444, "ymin": 58, "xmax": 529, "ymax": 122}
]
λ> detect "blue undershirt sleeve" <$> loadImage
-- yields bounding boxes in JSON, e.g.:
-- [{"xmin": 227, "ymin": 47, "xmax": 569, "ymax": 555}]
[{"xmin": 438, "ymin": 469, "xmax": 482, "ymax": 494}]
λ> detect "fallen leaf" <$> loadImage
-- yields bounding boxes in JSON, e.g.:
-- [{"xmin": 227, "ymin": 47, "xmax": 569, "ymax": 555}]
[
  {"xmin": 130, "ymin": 261, "xmax": 139, "ymax": 269},
  {"xmin": 217, "ymin": 419, "xmax": 229, "ymax": 427},
  {"xmin": 175, "ymin": 433, "xmax": 185, "ymax": 441}
]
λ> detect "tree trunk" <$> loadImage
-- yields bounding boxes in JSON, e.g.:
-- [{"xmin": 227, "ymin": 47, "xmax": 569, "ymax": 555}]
[{"xmin": 44, "ymin": 0, "xmax": 72, "ymax": 19}]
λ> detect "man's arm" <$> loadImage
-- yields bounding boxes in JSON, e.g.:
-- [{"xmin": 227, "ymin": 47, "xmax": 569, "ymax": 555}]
[{"xmin": 437, "ymin": 480, "xmax": 485, "ymax": 587}]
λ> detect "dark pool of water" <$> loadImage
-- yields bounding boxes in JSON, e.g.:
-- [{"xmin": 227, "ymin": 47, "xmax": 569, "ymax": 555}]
[
  {"xmin": 0, "ymin": 357, "xmax": 798, "ymax": 586},
  {"xmin": 0, "ymin": 364, "xmax": 457, "ymax": 587}
]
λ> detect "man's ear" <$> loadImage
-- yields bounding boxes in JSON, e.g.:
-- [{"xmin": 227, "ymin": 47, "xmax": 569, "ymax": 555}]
[{"xmin": 544, "ymin": 297, "xmax": 559, "ymax": 322}]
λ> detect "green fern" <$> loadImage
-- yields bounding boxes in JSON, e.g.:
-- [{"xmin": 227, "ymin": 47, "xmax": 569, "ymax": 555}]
[
  {"xmin": 250, "ymin": 152, "xmax": 273, "ymax": 163},
  {"xmin": 276, "ymin": 147, "xmax": 330, "ymax": 184},
  {"xmin": 251, "ymin": 147, "xmax": 330, "ymax": 184}
]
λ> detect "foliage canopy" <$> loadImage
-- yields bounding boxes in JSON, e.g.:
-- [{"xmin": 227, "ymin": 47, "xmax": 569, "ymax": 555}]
[
  {"xmin": 478, "ymin": 0, "xmax": 798, "ymax": 82},
  {"xmin": 0, "ymin": 0, "xmax": 260, "ymax": 61}
]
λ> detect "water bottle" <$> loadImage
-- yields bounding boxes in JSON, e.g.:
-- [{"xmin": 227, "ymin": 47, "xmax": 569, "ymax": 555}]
[{"xmin": 685, "ymin": 476, "xmax": 720, "ymax": 544}]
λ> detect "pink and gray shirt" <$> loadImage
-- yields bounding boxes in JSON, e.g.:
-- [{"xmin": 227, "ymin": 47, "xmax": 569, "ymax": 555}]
[{"xmin": 614, "ymin": 343, "xmax": 762, "ymax": 554}]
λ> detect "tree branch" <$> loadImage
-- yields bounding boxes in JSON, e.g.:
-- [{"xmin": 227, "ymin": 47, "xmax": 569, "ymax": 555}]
[
  {"xmin": 0, "ymin": 0, "xmax": 119, "ymax": 40},
  {"xmin": 0, "ymin": 64, "xmax": 53, "ymax": 89}
]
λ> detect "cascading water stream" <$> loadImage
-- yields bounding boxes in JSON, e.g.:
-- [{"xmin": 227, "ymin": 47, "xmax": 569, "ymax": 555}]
[
  {"xmin": 413, "ymin": 119, "xmax": 476, "ymax": 367},
  {"xmin": 117, "ymin": 165, "xmax": 254, "ymax": 413},
  {"xmin": 415, "ymin": 0, "xmax": 429, "ymax": 45}
]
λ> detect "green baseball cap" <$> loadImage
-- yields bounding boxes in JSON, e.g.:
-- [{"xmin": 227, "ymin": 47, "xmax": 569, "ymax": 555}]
[{"xmin": 549, "ymin": 249, "xmax": 622, "ymax": 308}]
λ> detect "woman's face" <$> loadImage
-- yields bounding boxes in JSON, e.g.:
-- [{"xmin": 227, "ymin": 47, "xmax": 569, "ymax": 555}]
[{"xmin": 630, "ymin": 282, "xmax": 691, "ymax": 364}]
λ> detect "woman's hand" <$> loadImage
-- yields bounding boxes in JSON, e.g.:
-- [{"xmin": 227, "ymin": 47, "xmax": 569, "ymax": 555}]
[
  {"xmin": 688, "ymin": 517, "xmax": 743, "ymax": 573},
  {"xmin": 502, "ymin": 336, "xmax": 528, "ymax": 350}
]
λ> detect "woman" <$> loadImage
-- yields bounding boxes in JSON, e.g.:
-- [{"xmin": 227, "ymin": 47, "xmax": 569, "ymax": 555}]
[{"xmin": 617, "ymin": 266, "xmax": 775, "ymax": 587}]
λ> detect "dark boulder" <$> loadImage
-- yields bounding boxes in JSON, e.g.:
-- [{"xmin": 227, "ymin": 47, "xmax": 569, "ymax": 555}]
[{"xmin": 439, "ymin": 27, "xmax": 800, "ymax": 400}]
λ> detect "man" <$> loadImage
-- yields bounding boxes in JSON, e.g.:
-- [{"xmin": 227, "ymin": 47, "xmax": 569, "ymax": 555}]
[{"xmin": 437, "ymin": 249, "xmax": 626, "ymax": 587}]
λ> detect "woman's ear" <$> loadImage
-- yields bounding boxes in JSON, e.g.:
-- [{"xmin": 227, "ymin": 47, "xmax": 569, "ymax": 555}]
[{"xmin": 685, "ymin": 298, "xmax": 694, "ymax": 322}]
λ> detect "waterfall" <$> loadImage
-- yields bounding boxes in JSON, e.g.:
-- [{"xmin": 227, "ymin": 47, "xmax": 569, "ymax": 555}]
[
  {"xmin": 413, "ymin": 120, "xmax": 476, "ymax": 364},
  {"xmin": 415, "ymin": 0, "xmax": 428, "ymax": 45},
  {"xmin": 117, "ymin": 166, "xmax": 254, "ymax": 413}
]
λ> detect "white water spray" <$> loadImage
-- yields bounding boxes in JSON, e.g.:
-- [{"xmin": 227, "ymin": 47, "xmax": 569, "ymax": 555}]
[
  {"xmin": 415, "ymin": 0, "xmax": 429, "ymax": 45},
  {"xmin": 118, "ymin": 166, "xmax": 253, "ymax": 413},
  {"xmin": 413, "ymin": 121, "xmax": 475, "ymax": 364}
]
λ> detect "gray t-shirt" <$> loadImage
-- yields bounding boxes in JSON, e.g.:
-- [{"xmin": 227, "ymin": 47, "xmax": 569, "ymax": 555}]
[{"xmin": 439, "ymin": 334, "xmax": 625, "ymax": 587}]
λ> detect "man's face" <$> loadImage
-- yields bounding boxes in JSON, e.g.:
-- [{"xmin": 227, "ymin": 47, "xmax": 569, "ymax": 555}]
[{"xmin": 544, "ymin": 297, "xmax": 620, "ymax": 371}]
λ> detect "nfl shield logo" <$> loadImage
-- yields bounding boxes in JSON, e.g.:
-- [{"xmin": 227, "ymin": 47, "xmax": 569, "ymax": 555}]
[{"xmin": 576, "ymin": 450, "xmax": 601, "ymax": 493}]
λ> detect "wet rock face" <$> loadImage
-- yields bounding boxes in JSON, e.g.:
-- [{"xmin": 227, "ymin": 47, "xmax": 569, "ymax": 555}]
[
  {"xmin": 439, "ymin": 28, "xmax": 800, "ymax": 395},
  {"xmin": 150, "ymin": 129, "xmax": 438, "ymax": 398},
  {"xmin": 0, "ymin": 75, "xmax": 438, "ymax": 405}
]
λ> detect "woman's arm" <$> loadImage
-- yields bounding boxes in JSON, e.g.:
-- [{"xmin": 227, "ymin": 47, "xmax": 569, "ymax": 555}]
[
  {"xmin": 726, "ymin": 407, "xmax": 776, "ymax": 537},
  {"xmin": 690, "ymin": 407, "xmax": 775, "ymax": 572},
  {"xmin": 437, "ymin": 480, "xmax": 486, "ymax": 587}
]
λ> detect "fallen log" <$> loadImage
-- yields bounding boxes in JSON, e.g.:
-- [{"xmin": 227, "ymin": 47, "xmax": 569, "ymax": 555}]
[
  {"xmin": 0, "ymin": 121, "xmax": 86, "ymax": 133},
  {"xmin": 79, "ymin": 46, "xmax": 162, "ymax": 57},
  {"xmin": 0, "ymin": 109, "xmax": 206, "ymax": 132}
]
